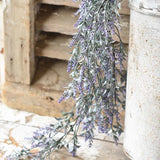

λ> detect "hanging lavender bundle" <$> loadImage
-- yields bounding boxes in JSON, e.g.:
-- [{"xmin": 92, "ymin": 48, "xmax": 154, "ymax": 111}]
[{"xmin": 8, "ymin": 0, "xmax": 126, "ymax": 159}]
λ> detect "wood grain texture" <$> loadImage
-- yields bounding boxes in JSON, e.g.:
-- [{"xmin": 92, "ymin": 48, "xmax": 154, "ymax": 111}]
[
  {"xmin": 0, "ymin": 1, "xmax": 4, "ymax": 90},
  {"xmin": 33, "ymin": 58, "xmax": 71, "ymax": 92},
  {"xmin": 2, "ymin": 57, "xmax": 127, "ymax": 122},
  {"xmin": 0, "ymin": 1, "xmax": 3, "ymax": 53},
  {"xmin": 2, "ymin": 58, "xmax": 73, "ymax": 117},
  {"xmin": 2, "ymin": 81, "xmax": 74, "ymax": 117},
  {"xmin": 36, "ymin": 32, "xmax": 129, "ymax": 62},
  {"xmin": 37, "ymin": 0, "xmax": 130, "ymax": 15},
  {"xmin": 120, "ymin": 0, "xmax": 130, "ymax": 15},
  {"xmin": 113, "ymin": 15, "xmax": 130, "ymax": 44},
  {"xmin": 36, "ymin": 33, "xmax": 72, "ymax": 60},
  {"xmin": 36, "ymin": 5, "xmax": 77, "ymax": 35},
  {"xmin": 37, "ymin": 0, "xmax": 80, "ymax": 8},
  {"xmin": 36, "ymin": 5, "xmax": 129, "ymax": 43},
  {"xmin": 4, "ymin": 0, "xmax": 35, "ymax": 84}
]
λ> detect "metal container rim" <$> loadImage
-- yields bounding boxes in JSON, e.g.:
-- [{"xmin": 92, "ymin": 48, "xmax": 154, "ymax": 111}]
[{"xmin": 129, "ymin": 2, "xmax": 160, "ymax": 17}]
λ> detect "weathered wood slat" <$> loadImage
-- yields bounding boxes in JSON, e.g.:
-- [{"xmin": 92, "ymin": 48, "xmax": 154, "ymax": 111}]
[
  {"xmin": 113, "ymin": 15, "xmax": 130, "ymax": 44},
  {"xmin": 36, "ymin": 33, "xmax": 72, "ymax": 60},
  {"xmin": 0, "ymin": 1, "xmax": 3, "ymax": 54},
  {"xmin": 4, "ymin": 0, "xmax": 36, "ymax": 84},
  {"xmin": 121, "ymin": 15, "xmax": 130, "ymax": 44},
  {"xmin": 0, "ymin": 1, "xmax": 4, "ymax": 90},
  {"xmin": 36, "ymin": 6, "xmax": 77, "ymax": 35},
  {"xmin": 33, "ymin": 58, "xmax": 71, "ymax": 92},
  {"xmin": 36, "ymin": 5, "xmax": 129, "ymax": 44},
  {"xmin": 37, "ymin": 0, "xmax": 130, "ymax": 15},
  {"xmin": 37, "ymin": 0, "xmax": 80, "ymax": 8},
  {"xmin": 36, "ymin": 32, "xmax": 129, "ymax": 61},
  {"xmin": 120, "ymin": 0, "xmax": 130, "ymax": 15},
  {"xmin": 2, "ymin": 58, "xmax": 73, "ymax": 117},
  {"xmin": 2, "ymin": 57, "xmax": 127, "ymax": 124}
]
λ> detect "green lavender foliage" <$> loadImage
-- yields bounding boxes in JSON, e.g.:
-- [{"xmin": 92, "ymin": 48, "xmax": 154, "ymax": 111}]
[{"xmin": 7, "ymin": 0, "xmax": 126, "ymax": 159}]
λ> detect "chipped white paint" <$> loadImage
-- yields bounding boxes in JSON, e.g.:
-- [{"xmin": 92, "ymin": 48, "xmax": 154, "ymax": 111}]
[
  {"xmin": 0, "ymin": 103, "xmax": 33, "ymax": 124},
  {"xmin": 26, "ymin": 114, "xmax": 57, "ymax": 127},
  {"xmin": 0, "ymin": 143, "xmax": 21, "ymax": 158},
  {"xmin": 0, "ymin": 128, "xmax": 9, "ymax": 142},
  {"xmin": 124, "ymin": 0, "xmax": 160, "ymax": 160},
  {"xmin": 0, "ymin": 103, "xmax": 129, "ymax": 160},
  {"xmin": 129, "ymin": 0, "xmax": 160, "ymax": 12},
  {"xmin": 10, "ymin": 126, "xmax": 37, "ymax": 148}
]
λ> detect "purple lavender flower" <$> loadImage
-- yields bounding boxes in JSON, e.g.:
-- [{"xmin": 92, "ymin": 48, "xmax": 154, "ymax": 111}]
[
  {"xmin": 8, "ymin": 0, "xmax": 126, "ymax": 159},
  {"xmin": 58, "ymin": 95, "xmax": 65, "ymax": 103}
]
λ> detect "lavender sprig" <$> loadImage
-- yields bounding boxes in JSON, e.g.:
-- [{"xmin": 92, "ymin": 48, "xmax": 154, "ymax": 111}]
[{"xmin": 8, "ymin": 0, "xmax": 126, "ymax": 159}]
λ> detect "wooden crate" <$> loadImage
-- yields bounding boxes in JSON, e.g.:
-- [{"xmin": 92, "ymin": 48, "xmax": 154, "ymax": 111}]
[{"xmin": 3, "ymin": 0, "xmax": 130, "ymax": 120}]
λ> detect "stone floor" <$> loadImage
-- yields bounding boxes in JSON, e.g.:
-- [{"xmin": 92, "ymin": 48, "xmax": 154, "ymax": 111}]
[{"xmin": 0, "ymin": 101, "xmax": 130, "ymax": 160}]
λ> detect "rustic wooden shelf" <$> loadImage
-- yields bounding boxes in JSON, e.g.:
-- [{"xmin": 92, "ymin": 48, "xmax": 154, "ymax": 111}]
[
  {"xmin": 36, "ymin": 32, "xmax": 129, "ymax": 61},
  {"xmin": 3, "ymin": 58, "xmax": 73, "ymax": 117},
  {"xmin": 37, "ymin": 0, "xmax": 80, "ymax": 8},
  {"xmin": 120, "ymin": 0, "xmax": 130, "ymax": 15},
  {"xmin": 33, "ymin": 57, "xmax": 71, "ymax": 92},
  {"xmin": 3, "ymin": 0, "xmax": 130, "ymax": 121},
  {"xmin": 36, "ymin": 32, "xmax": 72, "ymax": 60},
  {"xmin": 36, "ymin": 5, "xmax": 129, "ymax": 43},
  {"xmin": 36, "ymin": 5, "xmax": 78, "ymax": 35},
  {"xmin": 37, "ymin": 0, "xmax": 130, "ymax": 15},
  {"xmin": 113, "ymin": 15, "xmax": 130, "ymax": 44}
]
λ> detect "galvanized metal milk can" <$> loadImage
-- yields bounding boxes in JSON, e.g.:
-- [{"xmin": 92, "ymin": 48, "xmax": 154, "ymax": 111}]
[{"xmin": 124, "ymin": 0, "xmax": 160, "ymax": 159}]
